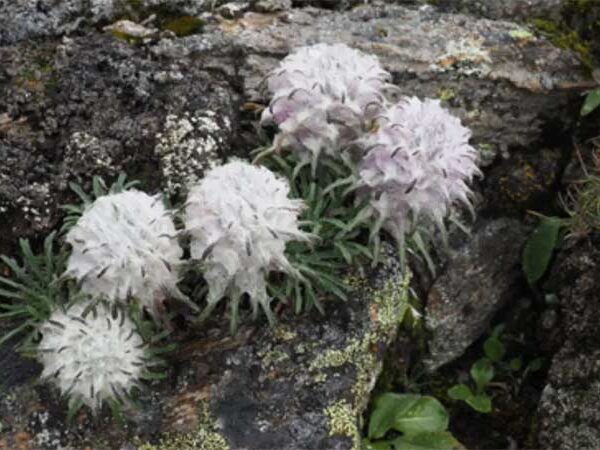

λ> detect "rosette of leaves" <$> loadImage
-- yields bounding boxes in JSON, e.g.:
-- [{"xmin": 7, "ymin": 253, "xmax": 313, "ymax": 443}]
[
  {"xmin": 0, "ymin": 232, "xmax": 84, "ymax": 352},
  {"xmin": 259, "ymin": 43, "xmax": 397, "ymax": 175},
  {"xmin": 255, "ymin": 150, "xmax": 375, "ymax": 315}
]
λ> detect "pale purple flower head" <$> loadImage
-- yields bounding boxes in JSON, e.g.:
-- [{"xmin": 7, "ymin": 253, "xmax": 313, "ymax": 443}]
[
  {"xmin": 357, "ymin": 97, "xmax": 481, "ymax": 242},
  {"xmin": 184, "ymin": 160, "xmax": 310, "ymax": 326},
  {"xmin": 261, "ymin": 43, "xmax": 394, "ymax": 169}
]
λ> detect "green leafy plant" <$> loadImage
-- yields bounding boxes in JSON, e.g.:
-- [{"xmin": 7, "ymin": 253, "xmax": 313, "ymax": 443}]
[
  {"xmin": 61, "ymin": 173, "xmax": 140, "ymax": 233},
  {"xmin": 522, "ymin": 216, "xmax": 563, "ymax": 285},
  {"xmin": 365, "ymin": 393, "xmax": 464, "ymax": 450},
  {"xmin": 581, "ymin": 89, "xmax": 600, "ymax": 116},
  {"xmin": 448, "ymin": 325, "xmax": 543, "ymax": 413},
  {"xmin": 256, "ymin": 150, "xmax": 376, "ymax": 315},
  {"xmin": 447, "ymin": 358, "xmax": 494, "ymax": 414},
  {"xmin": 0, "ymin": 232, "xmax": 84, "ymax": 352}
]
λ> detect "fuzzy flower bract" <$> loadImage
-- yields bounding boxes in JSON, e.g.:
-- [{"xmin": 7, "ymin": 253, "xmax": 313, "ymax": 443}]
[
  {"xmin": 65, "ymin": 190, "xmax": 186, "ymax": 319},
  {"xmin": 356, "ymin": 97, "xmax": 481, "ymax": 260},
  {"xmin": 185, "ymin": 160, "xmax": 310, "ymax": 330},
  {"xmin": 38, "ymin": 302, "xmax": 148, "ymax": 412},
  {"xmin": 260, "ymin": 43, "xmax": 395, "ymax": 171}
]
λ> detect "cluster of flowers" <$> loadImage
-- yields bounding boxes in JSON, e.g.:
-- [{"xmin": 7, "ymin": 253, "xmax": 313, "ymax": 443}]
[
  {"xmin": 38, "ymin": 160, "xmax": 309, "ymax": 414},
  {"xmin": 32, "ymin": 42, "xmax": 480, "ymax": 416},
  {"xmin": 261, "ymin": 43, "xmax": 481, "ymax": 263}
]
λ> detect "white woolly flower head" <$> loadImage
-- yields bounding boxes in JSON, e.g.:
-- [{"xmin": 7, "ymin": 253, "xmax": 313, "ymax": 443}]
[
  {"xmin": 65, "ymin": 190, "xmax": 186, "ymax": 319},
  {"xmin": 261, "ymin": 43, "xmax": 395, "ymax": 170},
  {"xmin": 185, "ymin": 160, "xmax": 310, "ymax": 328},
  {"xmin": 38, "ymin": 302, "xmax": 148, "ymax": 412},
  {"xmin": 357, "ymin": 97, "xmax": 481, "ymax": 245}
]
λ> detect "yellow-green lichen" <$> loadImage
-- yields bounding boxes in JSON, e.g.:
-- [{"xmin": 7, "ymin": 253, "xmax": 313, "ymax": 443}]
[
  {"xmin": 313, "ymin": 268, "xmax": 411, "ymax": 450},
  {"xmin": 162, "ymin": 16, "xmax": 204, "ymax": 37},
  {"xmin": 260, "ymin": 349, "xmax": 290, "ymax": 366},
  {"xmin": 324, "ymin": 400, "xmax": 361, "ymax": 450},
  {"xmin": 438, "ymin": 87, "xmax": 456, "ymax": 102},
  {"xmin": 273, "ymin": 324, "xmax": 297, "ymax": 342},
  {"xmin": 509, "ymin": 28, "xmax": 536, "ymax": 41},
  {"xmin": 531, "ymin": 18, "xmax": 595, "ymax": 69},
  {"xmin": 136, "ymin": 402, "xmax": 229, "ymax": 450}
]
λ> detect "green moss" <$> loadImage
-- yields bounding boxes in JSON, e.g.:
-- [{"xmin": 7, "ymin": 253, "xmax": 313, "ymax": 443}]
[
  {"xmin": 162, "ymin": 16, "xmax": 204, "ymax": 37},
  {"xmin": 531, "ymin": 18, "xmax": 595, "ymax": 69}
]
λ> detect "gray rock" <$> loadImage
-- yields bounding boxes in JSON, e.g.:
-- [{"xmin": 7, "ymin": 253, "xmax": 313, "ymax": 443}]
[
  {"xmin": 536, "ymin": 241, "xmax": 600, "ymax": 449},
  {"xmin": 0, "ymin": 250, "xmax": 408, "ymax": 450},
  {"xmin": 424, "ymin": 218, "xmax": 529, "ymax": 371},
  {"xmin": 252, "ymin": 0, "xmax": 292, "ymax": 12},
  {"xmin": 232, "ymin": 6, "xmax": 593, "ymax": 165},
  {"xmin": 0, "ymin": 33, "xmax": 238, "ymax": 254},
  {"xmin": 218, "ymin": 2, "xmax": 250, "ymax": 18},
  {"xmin": 0, "ymin": 0, "xmax": 220, "ymax": 45},
  {"xmin": 415, "ymin": 0, "xmax": 566, "ymax": 22}
]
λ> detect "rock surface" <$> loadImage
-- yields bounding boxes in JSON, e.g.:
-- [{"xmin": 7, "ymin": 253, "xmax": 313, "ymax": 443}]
[
  {"xmin": 0, "ymin": 252, "xmax": 407, "ymax": 450},
  {"xmin": 0, "ymin": 0, "xmax": 595, "ymax": 449},
  {"xmin": 0, "ymin": 33, "xmax": 237, "ymax": 255},
  {"xmin": 232, "ymin": 5, "xmax": 592, "ymax": 165},
  {"xmin": 424, "ymin": 218, "xmax": 529, "ymax": 371},
  {"xmin": 535, "ymin": 239, "xmax": 600, "ymax": 450}
]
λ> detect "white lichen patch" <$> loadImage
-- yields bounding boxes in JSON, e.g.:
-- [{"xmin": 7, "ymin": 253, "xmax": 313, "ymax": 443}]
[
  {"xmin": 155, "ymin": 111, "xmax": 226, "ymax": 195},
  {"xmin": 434, "ymin": 37, "xmax": 492, "ymax": 77},
  {"xmin": 15, "ymin": 182, "xmax": 52, "ymax": 226},
  {"xmin": 62, "ymin": 132, "xmax": 114, "ymax": 180}
]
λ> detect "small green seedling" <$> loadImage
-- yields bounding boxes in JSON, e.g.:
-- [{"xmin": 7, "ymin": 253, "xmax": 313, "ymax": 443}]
[{"xmin": 448, "ymin": 325, "xmax": 544, "ymax": 413}]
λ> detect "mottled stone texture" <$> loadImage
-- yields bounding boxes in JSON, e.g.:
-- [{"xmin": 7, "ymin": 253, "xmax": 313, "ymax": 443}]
[
  {"xmin": 535, "ymin": 240, "xmax": 600, "ymax": 450},
  {"xmin": 0, "ymin": 34, "xmax": 237, "ymax": 255},
  {"xmin": 0, "ymin": 0, "xmax": 595, "ymax": 448},
  {"xmin": 424, "ymin": 218, "xmax": 529, "ymax": 371},
  {"xmin": 234, "ymin": 6, "xmax": 592, "ymax": 164}
]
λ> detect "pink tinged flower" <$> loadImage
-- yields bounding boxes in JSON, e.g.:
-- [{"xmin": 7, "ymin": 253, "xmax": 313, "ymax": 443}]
[
  {"xmin": 356, "ymin": 97, "xmax": 482, "ymax": 263},
  {"xmin": 184, "ymin": 160, "xmax": 311, "ymax": 331},
  {"xmin": 260, "ymin": 43, "xmax": 395, "ymax": 172}
]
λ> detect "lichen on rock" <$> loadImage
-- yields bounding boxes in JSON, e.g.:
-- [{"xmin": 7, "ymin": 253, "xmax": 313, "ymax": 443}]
[{"xmin": 155, "ymin": 111, "xmax": 227, "ymax": 195}]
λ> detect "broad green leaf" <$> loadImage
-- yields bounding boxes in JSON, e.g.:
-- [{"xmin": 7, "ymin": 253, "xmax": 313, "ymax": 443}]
[
  {"xmin": 447, "ymin": 384, "xmax": 472, "ymax": 401},
  {"xmin": 393, "ymin": 395, "xmax": 449, "ymax": 436},
  {"xmin": 465, "ymin": 394, "xmax": 492, "ymax": 413},
  {"xmin": 581, "ymin": 89, "xmax": 600, "ymax": 116},
  {"xmin": 522, "ymin": 218, "xmax": 561, "ymax": 284},
  {"xmin": 470, "ymin": 358, "xmax": 494, "ymax": 393},
  {"xmin": 483, "ymin": 336, "xmax": 505, "ymax": 363},
  {"xmin": 509, "ymin": 357, "xmax": 523, "ymax": 371},
  {"xmin": 369, "ymin": 393, "xmax": 410, "ymax": 439},
  {"xmin": 386, "ymin": 432, "xmax": 465, "ymax": 450}
]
